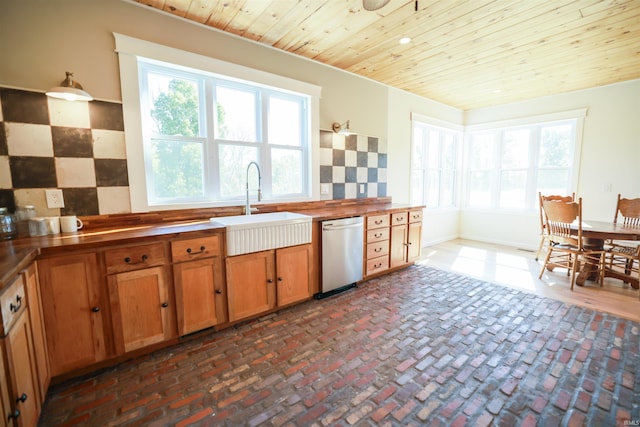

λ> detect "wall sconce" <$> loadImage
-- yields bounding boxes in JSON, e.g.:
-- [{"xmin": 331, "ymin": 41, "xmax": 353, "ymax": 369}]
[
  {"xmin": 332, "ymin": 120, "xmax": 355, "ymax": 136},
  {"xmin": 46, "ymin": 71, "xmax": 93, "ymax": 101}
]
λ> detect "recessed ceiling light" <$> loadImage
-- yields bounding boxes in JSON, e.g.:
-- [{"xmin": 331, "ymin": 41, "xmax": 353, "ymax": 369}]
[{"xmin": 399, "ymin": 37, "xmax": 411, "ymax": 45}]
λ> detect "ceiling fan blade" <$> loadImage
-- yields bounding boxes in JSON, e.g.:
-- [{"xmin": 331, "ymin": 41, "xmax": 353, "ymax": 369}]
[{"xmin": 363, "ymin": 0, "xmax": 391, "ymax": 11}]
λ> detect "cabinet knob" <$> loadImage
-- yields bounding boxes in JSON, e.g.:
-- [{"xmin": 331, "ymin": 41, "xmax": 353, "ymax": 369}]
[
  {"xmin": 267, "ymin": 279, "xmax": 273, "ymax": 283},
  {"xmin": 16, "ymin": 393, "xmax": 27, "ymax": 403},
  {"xmin": 7, "ymin": 409, "xmax": 20, "ymax": 421},
  {"xmin": 92, "ymin": 307, "xmax": 100, "ymax": 313},
  {"xmin": 277, "ymin": 277, "xmax": 283, "ymax": 282},
  {"xmin": 161, "ymin": 302, "xmax": 169, "ymax": 308},
  {"xmin": 215, "ymin": 289, "xmax": 222, "ymax": 294}
]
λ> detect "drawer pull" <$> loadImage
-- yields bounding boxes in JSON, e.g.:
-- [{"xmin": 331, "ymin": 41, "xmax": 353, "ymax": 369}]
[
  {"xmin": 16, "ymin": 393, "xmax": 27, "ymax": 404},
  {"xmin": 374, "ymin": 263, "xmax": 382, "ymax": 268},
  {"xmin": 92, "ymin": 307, "xmax": 100, "ymax": 313},
  {"xmin": 374, "ymin": 233, "xmax": 383, "ymax": 238},
  {"xmin": 7, "ymin": 409, "xmax": 20, "ymax": 421},
  {"xmin": 396, "ymin": 217, "xmax": 405, "ymax": 221},
  {"xmin": 161, "ymin": 302, "xmax": 169, "ymax": 308},
  {"xmin": 124, "ymin": 254, "xmax": 148, "ymax": 264},
  {"xmin": 374, "ymin": 220, "xmax": 383, "ymax": 225},
  {"xmin": 186, "ymin": 246, "xmax": 206, "ymax": 255},
  {"xmin": 374, "ymin": 247, "xmax": 382, "ymax": 252},
  {"xmin": 9, "ymin": 295, "xmax": 22, "ymax": 313}
]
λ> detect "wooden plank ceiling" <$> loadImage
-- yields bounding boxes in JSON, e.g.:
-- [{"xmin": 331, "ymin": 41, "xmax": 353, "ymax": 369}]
[{"xmin": 133, "ymin": 0, "xmax": 640, "ymax": 110}]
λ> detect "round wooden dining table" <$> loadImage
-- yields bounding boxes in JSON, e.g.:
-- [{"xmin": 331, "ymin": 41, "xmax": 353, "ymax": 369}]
[{"xmin": 572, "ymin": 220, "xmax": 640, "ymax": 287}]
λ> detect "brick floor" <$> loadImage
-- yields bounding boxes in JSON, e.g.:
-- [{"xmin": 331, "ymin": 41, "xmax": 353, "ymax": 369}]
[{"xmin": 38, "ymin": 266, "xmax": 640, "ymax": 426}]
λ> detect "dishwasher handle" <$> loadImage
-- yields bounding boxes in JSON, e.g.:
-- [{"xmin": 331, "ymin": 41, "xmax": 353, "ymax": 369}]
[{"xmin": 323, "ymin": 223, "xmax": 363, "ymax": 231}]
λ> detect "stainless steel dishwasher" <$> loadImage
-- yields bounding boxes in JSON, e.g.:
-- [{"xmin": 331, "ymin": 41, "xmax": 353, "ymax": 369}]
[{"xmin": 319, "ymin": 216, "xmax": 364, "ymax": 298}]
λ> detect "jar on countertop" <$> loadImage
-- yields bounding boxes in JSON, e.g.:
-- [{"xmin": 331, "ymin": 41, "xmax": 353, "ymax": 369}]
[
  {"xmin": 0, "ymin": 207, "xmax": 17, "ymax": 240},
  {"xmin": 16, "ymin": 205, "xmax": 36, "ymax": 236},
  {"xmin": 29, "ymin": 217, "xmax": 48, "ymax": 237}
]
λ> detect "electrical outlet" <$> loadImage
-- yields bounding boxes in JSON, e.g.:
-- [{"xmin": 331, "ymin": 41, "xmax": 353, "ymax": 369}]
[
  {"xmin": 320, "ymin": 183, "xmax": 330, "ymax": 195},
  {"xmin": 45, "ymin": 189, "xmax": 65, "ymax": 208}
]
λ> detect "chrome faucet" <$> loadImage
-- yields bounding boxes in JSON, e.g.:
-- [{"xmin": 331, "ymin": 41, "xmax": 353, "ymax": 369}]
[{"xmin": 245, "ymin": 161, "xmax": 262, "ymax": 215}]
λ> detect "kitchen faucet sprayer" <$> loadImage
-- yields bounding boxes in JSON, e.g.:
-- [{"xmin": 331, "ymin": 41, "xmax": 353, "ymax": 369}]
[{"xmin": 245, "ymin": 161, "xmax": 262, "ymax": 215}]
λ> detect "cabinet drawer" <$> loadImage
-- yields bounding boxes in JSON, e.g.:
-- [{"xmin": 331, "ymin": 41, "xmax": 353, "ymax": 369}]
[
  {"xmin": 409, "ymin": 210, "xmax": 423, "ymax": 223},
  {"xmin": 366, "ymin": 255, "xmax": 389, "ymax": 275},
  {"xmin": 1, "ymin": 275, "xmax": 27, "ymax": 334},
  {"xmin": 367, "ymin": 214, "xmax": 390, "ymax": 229},
  {"xmin": 367, "ymin": 227, "xmax": 389, "ymax": 243},
  {"xmin": 391, "ymin": 212, "xmax": 408, "ymax": 225},
  {"xmin": 171, "ymin": 235, "xmax": 221, "ymax": 263},
  {"xmin": 366, "ymin": 241, "xmax": 389, "ymax": 259},
  {"xmin": 105, "ymin": 243, "xmax": 167, "ymax": 274}
]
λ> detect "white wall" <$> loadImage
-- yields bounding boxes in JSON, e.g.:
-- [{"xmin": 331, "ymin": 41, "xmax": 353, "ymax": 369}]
[{"xmin": 462, "ymin": 79, "xmax": 640, "ymax": 249}]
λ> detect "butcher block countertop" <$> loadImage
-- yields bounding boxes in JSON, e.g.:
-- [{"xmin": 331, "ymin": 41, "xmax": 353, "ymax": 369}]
[{"xmin": 0, "ymin": 197, "xmax": 424, "ymax": 289}]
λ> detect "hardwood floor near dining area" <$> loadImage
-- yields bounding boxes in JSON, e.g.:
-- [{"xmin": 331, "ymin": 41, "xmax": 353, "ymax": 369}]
[{"xmin": 420, "ymin": 239, "xmax": 640, "ymax": 323}]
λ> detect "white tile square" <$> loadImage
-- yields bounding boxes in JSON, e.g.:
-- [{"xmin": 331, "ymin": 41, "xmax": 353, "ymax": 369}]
[
  {"xmin": 345, "ymin": 183, "xmax": 357, "ymax": 199},
  {"xmin": 93, "ymin": 130, "xmax": 126, "ymax": 159},
  {"xmin": 0, "ymin": 156, "xmax": 11, "ymax": 188},
  {"xmin": 97, "ymin": 187, "xmax": 131, "ymax": 214},
  {"xmin": 13, "ymin": 188, "xmax": 59, "ymax": 217},
  {"xmin": 357, "ymin": 167, "xmax": 368, "ymax": 182},
  {"xmin": 319, "ymin": 147, "xmax": 333, "ymax": 167},
  {"xmin": 48, "ymin": 97, "xmax": 91, "ymax": 128},
  {"xmin": 6, "ymin": 122, "xmax": 53, "ymax": 157},
  {"xmin": 368, "ymin": 183, "xmax": 378, "ymax": 197},
  {"xmin": 378, "ymin": 137, "xmax": 387, "ymax": 153},
  {"xmin": 345, "ymin": 149, "xmax": 357, "ymax": 167},
  {"xmin": 378, "ymin": 168, "xmax": 387, "ymax": 183},
  {"xmin": 332, "ymin": 133, "xmax": 345, "ymax": 150},
  {"xmin": 368, "ymin": 152, "xmax": 378, "ymax": 168},
  {"xmin": 332, "ymin": 166, "xmax": 345, "ymax": 183},
  {"xmin": 55, "ymin": 158, "xmax": 96, "ymax": 187},
  {"xmin": 357, "ymin": 135, "xmax": 368, "ymax": 152}
]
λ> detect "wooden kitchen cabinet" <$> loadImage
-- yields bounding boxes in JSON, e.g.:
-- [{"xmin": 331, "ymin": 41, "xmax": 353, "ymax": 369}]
[
  {"xmin": 106, "ymin": 243, "xmax": 176, "ymax": 354},
  {"xmin": 1, "ymin": 274, "xmax": 40, "ymax": 427},
  {"xmin": 364, "ymin": 213, "xmax": 390, "ymax": 277},
  {"xmin": 22, "ymin": 263, "xmax": 50, "ymax": 404},
  {"xmin": 226, "ymin": 244, "xmax": 311, "ymax": 322},
  {"xmin": 172, "ymin": 234, "xmax": 227, "ymax": 336},
  {"xmin": 38, "ymin": 253, "xmax": 110, "ymax": 377},
  {"xmin": 390, "ymin": 210, "xmax": 423, "ymax": 268}
]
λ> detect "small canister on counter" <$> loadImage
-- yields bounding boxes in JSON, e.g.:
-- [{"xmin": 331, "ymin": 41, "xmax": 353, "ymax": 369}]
[
  {"xmin": 16, "ymin": 205, "xmax": 36, "ymax": 236},
  {"xmin": 29, "ymin": 217, "xmax": 48, "ymax": 237},
  {"xmin": 0, "ymin": 207, "xmax": 17, "ymax": 240}
]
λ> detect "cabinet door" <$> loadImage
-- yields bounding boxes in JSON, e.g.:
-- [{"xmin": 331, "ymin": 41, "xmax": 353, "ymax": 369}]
[
  {"xmin": 407, "ymin": 222, "xmax": 422, "ymax": 262},
  {"xmin": 0, "ymin": 340, "xmax": 13, "ymax": 426},
  {"xmin": 174, "ymin": 257, "xmax": 225, "ymax": 336},
  {"xmin": 108, "ymin": 266, "xmax": 176, "ymax": 354},
  {"xmin": 226, "ymin": 251, "xmax": 276, "ymax": 322},
  {"xmin": 276, "ymin": 245, "xmax": 311, "ymax": 307},
  {"xmin": 5, "ymin": 313, "xmax": 40, "ymax": 427},
  {"xmin": 389, "ymin": 224, "xmax": 408, "ymax": 269},
  {"xmin": 23, "ymin": 263, "xmax": 50, "ymax": 404},
  {"xmin": 38, "ymin": 253, "xmax": 109, "ymax": 376}
]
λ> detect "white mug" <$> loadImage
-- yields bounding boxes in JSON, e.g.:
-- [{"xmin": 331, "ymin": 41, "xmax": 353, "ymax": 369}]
[
  {"xmin": 60, "ymin": 216, "xmax": 84, "ymax": 233},
  {"xmin": 45, "ymin": 217, "xmax": 61, "ymax": 234}
]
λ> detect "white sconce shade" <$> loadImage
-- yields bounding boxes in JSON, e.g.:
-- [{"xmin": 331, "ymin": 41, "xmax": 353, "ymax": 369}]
[{"xmin": 46, "ymin": 72, "xmax": 93, "ymax": 101}]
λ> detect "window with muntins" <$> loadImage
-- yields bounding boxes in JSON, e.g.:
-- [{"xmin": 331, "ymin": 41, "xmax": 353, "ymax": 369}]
[
  {"xmin": 465, "ymin": 119, "xmax": 577, "ymax": 210},
  {"xmin": 138, "ymin": 60, "xmax": 310, "ymax": 207}
]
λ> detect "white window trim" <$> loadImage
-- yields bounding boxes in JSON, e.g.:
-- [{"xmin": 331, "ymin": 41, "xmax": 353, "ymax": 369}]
[{"xmin": 114, "ymin": 33, "xmax": 322, "ymax": 212}]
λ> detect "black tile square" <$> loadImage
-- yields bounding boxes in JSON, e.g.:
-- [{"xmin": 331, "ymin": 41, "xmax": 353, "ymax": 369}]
[
  {"xmin": 357, "ymin": 151, "xmax": 368, "ymax": 167},
  {"xmin": 332, "ymin": 149, "xmax": 345, "ymax": 166},
  {"xmin": 345, "ymin": 135, "xmax": 357, "ymax": 151},
  {"xmin": 0, "ymin": 88, "xmax": 50, "ymax": 125},
  {"xmin": 345, "ymin": 166, "xmax": 357, "ymax": 183},
  {"xmin": 0, "ymin": 122, "xmax": 7, "ymax": 155},
  {"xmin": 319, "ymin": 130, "xmax": 333, "ymax": 148},
  {"xmin": 378, "ymin": 153, "xmax": 387, "ymax": 168},
  {"xmin": 378, "ymin": 183, "xmax": 387, "ymax": 197},
  {"xmin": 0, "ymin": 189, "xmax": 15, "ymax": 212},
  {"xmin": 95, "ymin": 159, "xmax": 129, "ymax": 186},
  {"xmin": 52, "ymin": 127, "xmax": 93, "ymax": 157},
  {"xmin": 61, "ymin": 188, "xmax": 99, "ymax": 216},
  {"xmin": 90, "ymin": 101, "xmax": 124, "ymax": 131},
  {"xmin": 9, "ymin": 157, "xmax": 57, "ymax": 188},
  {"xmin": 367, "ymin": 167, "xmax": 378, "ymax": 183},
  {"xmin": 368, "ymin": 137, "xmax": 379, "ymax": 153},
  {"xmin": 320, "ymin": 165, "xmax": 333, "ymax": 183},
  {"xmin": 332, "ymin": 183, "xmax": 345, "ymax": 200}
]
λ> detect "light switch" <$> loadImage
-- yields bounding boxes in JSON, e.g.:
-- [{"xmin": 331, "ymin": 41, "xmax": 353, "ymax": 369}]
[
  {"xmin": 359, "ymin": 184, "xmax": 365, "ymax": 194},
  {"xmin": 45, "ymin": 189, "xmax": 65, "ymax": 208}
]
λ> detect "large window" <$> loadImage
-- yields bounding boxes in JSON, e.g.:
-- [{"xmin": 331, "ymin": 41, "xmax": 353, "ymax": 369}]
[
  {"xmin": 465, "ymin": 119, "xmax": 578, "ymax": 210},
  {"xmin": 115, "ymin": 34, "xmax": 321, "ymax": 212},
  {"xmin": 139, "ymin": 61, "xmax": 309, "ymax": 206},
  {"xmin": 411, "ymin": 118, "xmax": 461, "ymax": 208}
]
